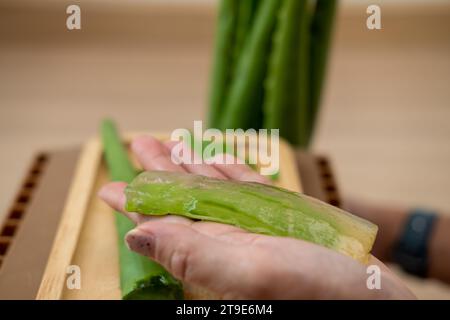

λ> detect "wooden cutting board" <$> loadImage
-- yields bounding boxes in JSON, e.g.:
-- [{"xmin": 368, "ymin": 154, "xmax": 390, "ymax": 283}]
[
  {"xmin": 35, "ymin": 133, "xmax": 303, "ymax": 300},
  {"xmin": 0, "ymin": 136, "xmax": 340, "ymax": 299}
]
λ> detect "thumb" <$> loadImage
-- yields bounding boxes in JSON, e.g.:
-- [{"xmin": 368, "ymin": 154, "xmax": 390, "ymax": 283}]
[{"xmin": 125, "ymin": 219, "xmax": 248, "ymax": 297}]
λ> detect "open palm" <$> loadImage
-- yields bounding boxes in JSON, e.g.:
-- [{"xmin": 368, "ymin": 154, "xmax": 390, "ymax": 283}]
[{"xmin": 99, "ymin": 135, "xmax": 414, "ymax": 299}]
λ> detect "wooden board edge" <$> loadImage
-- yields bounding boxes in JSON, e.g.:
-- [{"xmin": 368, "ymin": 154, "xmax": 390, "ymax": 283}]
[
  {"xmin": 36, "ymin": 138, "xmax": 102, "ymax": 299},
  {"xmin": 36, "ymin": 133, "xmax": 302, "ymax": 299}
]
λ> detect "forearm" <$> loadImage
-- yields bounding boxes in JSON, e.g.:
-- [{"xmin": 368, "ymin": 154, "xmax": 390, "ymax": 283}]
[{"xmin": 429, "ymin": 215, "xmax": 450, "ymax": 283}]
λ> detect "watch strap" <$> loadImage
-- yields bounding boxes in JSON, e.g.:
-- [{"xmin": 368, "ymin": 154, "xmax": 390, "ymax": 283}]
[{"xmin": 392, "ymin": 209, "xmax": 437, "ymax": 277}]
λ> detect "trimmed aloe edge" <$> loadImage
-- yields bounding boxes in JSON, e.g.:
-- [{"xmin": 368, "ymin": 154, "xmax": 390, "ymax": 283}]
[
  {"xmin": 219, "ymin": 0, "xmax": 281, "ymax": 130},
  {"xmin": 308, "ymin": 0, "xmax": 338, "ymax": 142},
  {"xmin": 101, "ymin": 119, "xmax": 183, "ymax": 300},
  {"xmin": 125, "ymin": 171, "xmax": 378, "ymax": 264}
]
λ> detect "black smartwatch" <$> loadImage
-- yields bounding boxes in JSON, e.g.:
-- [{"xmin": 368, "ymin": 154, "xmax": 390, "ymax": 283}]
[{"xmin": 392, "ymin": 209, "xmax": 438, "ymax": 277}]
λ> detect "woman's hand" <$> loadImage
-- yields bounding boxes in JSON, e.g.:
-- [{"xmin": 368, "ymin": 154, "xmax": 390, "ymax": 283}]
[{"xmin": 99, "ymin": 135, "xmax": 415, "ymax": 299}]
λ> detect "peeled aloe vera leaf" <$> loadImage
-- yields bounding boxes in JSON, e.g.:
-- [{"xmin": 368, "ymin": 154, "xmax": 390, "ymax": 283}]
[{"xmin": 125, "ymin": 171, "xmax": 378, "ymax": 263}]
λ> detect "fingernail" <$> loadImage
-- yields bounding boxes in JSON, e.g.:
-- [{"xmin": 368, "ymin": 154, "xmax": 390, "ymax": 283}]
[{"xmin": 125, "ymin": 228, "xmax": 154, "ymax": 257}]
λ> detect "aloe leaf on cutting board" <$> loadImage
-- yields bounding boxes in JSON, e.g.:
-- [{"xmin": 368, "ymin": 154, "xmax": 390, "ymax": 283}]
[
  {"xmin": 125, "ymin": 171, "xmax": 378, "ymax": 263},
  {"xmin": 101, "ymin": 119, "xmax": 183, "ymax": 300}
]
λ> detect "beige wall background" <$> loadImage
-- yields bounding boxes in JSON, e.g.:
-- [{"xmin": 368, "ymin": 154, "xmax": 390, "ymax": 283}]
[{"xmin": 0, "ymin": 0, "xmax": 449, "ymax": 298}]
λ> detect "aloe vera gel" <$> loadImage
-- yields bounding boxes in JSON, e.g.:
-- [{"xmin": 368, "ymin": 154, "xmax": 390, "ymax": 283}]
[{"xmin": 125, "ymin": 171, "xmax": 378, "ymax": 263}]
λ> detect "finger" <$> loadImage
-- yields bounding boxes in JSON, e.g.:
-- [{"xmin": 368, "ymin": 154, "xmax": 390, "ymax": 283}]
[
  {"xmin": 98, "ymin": 182, "xmax": 191, "ymax": 225},
  {"xmin": 98, "ymin": 182, "xmax": 127, "ymax": 212},
  {"xmin": 211, "ymin": 154, "xmax": 270, "ymax": 184},
  {"xmin": 164, "ymin": 141, "xmax": 227, "ymax": 179},
  {"xmin": 131, "ymin": 136, "xmax": 185, "ymax": 173},
  {"xmin": 188, "ymin": 221, "xmax": 261, "ymax": 246},
  {"xmin": 367, "ymin": 256, "xmax": 416, "ymax": 299},
  {"xmin": 125, "ymin": 220, "xmax": 252, "ymax": 296}
]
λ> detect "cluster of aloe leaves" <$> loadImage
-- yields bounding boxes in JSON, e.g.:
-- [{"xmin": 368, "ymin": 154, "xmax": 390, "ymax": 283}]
[{"xmin": 209, "ymin": 0, "xmax": 337, "ymax": 147}]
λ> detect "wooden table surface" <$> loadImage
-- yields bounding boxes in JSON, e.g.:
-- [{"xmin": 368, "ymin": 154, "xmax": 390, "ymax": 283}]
[{"xmin": 1, "ymin": 0, "xmax": 449, "ymax": 299}]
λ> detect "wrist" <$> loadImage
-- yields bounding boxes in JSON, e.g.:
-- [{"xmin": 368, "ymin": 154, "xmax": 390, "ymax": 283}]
[{"xmin": 379, "ymin": 209, "xmax": 408, "ymax": 262}]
